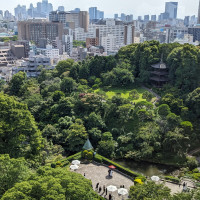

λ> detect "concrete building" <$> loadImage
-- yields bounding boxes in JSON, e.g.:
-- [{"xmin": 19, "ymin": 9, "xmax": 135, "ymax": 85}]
[
  {"xmin": 198, "ymin": 0, "xmax": 200, "ymax": 24},
  {"xmin": 49, "ymin": 11, "xmax": 89, "ymax": 32},
  {"xmin": 151, "ymin": 15, "xmax": 157, "ymax": 21},
  {"xmin": 62, "ymin": 34, "xmax": 73, "ymax": 55},
  {"xmin": 86, "ymin": 38, "xmax": 99, "ymax": 48},
  {"xmin": 13, "ymin": 54, "xmax": 52, "ymax": 77},
  {"xmin": 165, "ymin": 2, "xmax": 178, "ymax": 19},
  {"xmin": 188, "ymin": 26, "xmax": 200, "ymax": 42},
  {"xmin": 18, "ymin": 19, "xmax": 64, "ymax": 48},
  {"xmin": 101, "ymin": 34, "xmax": 117, "ymax": 52},
  {"xmin": 11, "ymin": 45, "xmax": 25, "ymax": 59}
]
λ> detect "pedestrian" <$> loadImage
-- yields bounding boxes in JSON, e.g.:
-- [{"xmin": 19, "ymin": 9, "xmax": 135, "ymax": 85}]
[
  {"xmin": 106, "ymin": 188, "xmax": 107, "ymax": 195},
  {"xmin": 183, "ymin": 182, "xmax": 186, "ymax": 187},
  {"xmin": 123, "ymin": 185, "xmax": 125, "ymax": 188},
  {"xmin": 103, "ymin": 185, "xmax": 106, "ymax": 193},
  {"xmin": 96, "ymin": 183, "xmax": 99, "ymax": 189},
  {"xmin": 109, "ymin": 194, "xmax": 112, "ymax": 200},
  {"xmin": 84, "ymin": 173, "xmax": 86, "ymax": 177},
  {"xmin": 99, "ymin": 186, "xmax": 102, "ymax": 193}
]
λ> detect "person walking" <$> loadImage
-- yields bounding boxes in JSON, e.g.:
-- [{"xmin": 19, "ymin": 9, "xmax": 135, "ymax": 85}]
[
  {"xmin": 109, "ymin": 194, "xmax": 112, "ymax": 200},
  {"xmin": 105, "ymin": 188, "xmax": 107, "ymax": 196},
  {"xmin": 103, "ymin": 185, "xmax": 106, "ymax": 193},
  {"xmin": 96, "ymin": 183, "xmax": 99, "ymax": 190},
  {"xmin": 99, "ymin": 186, "xmax": 102, "ymax": 193}
]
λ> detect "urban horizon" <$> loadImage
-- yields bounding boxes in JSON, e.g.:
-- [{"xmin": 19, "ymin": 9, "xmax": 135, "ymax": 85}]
[{"xmin": 1, "ymin": 0, "xmax": 199, "ymax": 20}]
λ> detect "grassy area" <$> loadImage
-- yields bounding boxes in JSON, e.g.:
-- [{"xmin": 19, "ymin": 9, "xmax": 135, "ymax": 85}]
[{"xmin": 95, "ymin": 87, "xmax": 156, "ymax": 103}]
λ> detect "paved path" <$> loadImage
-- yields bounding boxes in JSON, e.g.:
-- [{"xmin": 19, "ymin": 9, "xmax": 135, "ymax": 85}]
[
  {"xmin": 72, "ymin": 163, "xmax": 196, "ymax": 199},
  {"xmin": 142, "ymin": 86, "xmax": 161, "ymax": 104},
  {"xmin": 74, "ymin": 163, "xmax": 134, "ymax": 200}
]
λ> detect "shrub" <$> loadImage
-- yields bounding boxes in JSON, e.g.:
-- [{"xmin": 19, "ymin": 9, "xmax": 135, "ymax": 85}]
[
  {"xmin": 82, "ymin": 150, "xmax": 88, "ymax": 158},
  {"xmin": 129, "ymin": 89, "xmax": 140, "ymax": 100},
  {"xmin": 135, "ymin": 176, "xmax": 146, "ymax": 182},
  {"xmin": 134, "ymin": 178, "xmax": 143, "ymax": 185},
  {"xmin": 192, "ymin": 173, "xmax": 200, "ymax": 181},
  {"xmin": 142, "ymin": 91, "xmax": 153, "ymax": 101},
  {"xmin": 186, "ymin": 156, "xmax": 198, "ymax": 170},
  {"xmin": 164, "ymin": 176, "xmax": 180, "ymax": 183},
  {"xmin": 87, "ymin": 152, "xmax": 93, "ymax": 160},
  {"xmin": 51, "ymin": 163, "xmax": 56, "ymax": 168},
  {"xmin": 193, "ymin": 168, "xmax": 199, "ymax": 173},
  {"xmin": 94, "ymin": 154, "xmax": 143, "ymax": 178}
]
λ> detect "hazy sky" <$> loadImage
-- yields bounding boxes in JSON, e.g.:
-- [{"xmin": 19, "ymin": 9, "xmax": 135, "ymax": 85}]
[{"xmin": 2, "ymin": 0, "xmax": 199, "ymax": 19}]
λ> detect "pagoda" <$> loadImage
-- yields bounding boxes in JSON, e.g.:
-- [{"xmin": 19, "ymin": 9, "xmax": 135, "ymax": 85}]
[{"xmin": 150, "ymin": 61, "xmax": 169, "ymax": 88}]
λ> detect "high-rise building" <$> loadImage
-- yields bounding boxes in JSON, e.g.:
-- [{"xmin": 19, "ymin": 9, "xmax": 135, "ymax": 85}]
[
  {"xmin": 58, "ymin": 6, "xmax": 65, "ymax": 12},
  {"xmin": 151, "ymin": 15, "xmax": 157, "ymax": 21},
  {"xmin": 198, "ymin": 0, "xmax": 200, "ymax": 24},
  {"xmin": 18, "ymin": 19, "xmax": 64, "ymax": 48},
  {"xmin": 184, "ymin": 16, "xmax": 190, "ymax": 27},
  {"xmin": 114, "ymin": 14, "xmax": 118, "ymax": 19},
  {"xmin": 165, "ymin": 2, "xmax": 178, "ymax": 19},
  {"xmin": 144, "ymin": 15, "xmax": 150, "ymax": 22},
  {"xmin": 121, "ymin": 13, "xmax": 126, "ymax": 21},
  {"xmin": 89, "ymin": 7, "xmax": 97, "ymax": 20},
  {"xmin": 49, "ymin": 10, "xmax": 89, "ymax": 32}
]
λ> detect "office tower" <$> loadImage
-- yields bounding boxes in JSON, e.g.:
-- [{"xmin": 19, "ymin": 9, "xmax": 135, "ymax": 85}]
[
  {"xmin": 144, "ymin": 15, "xmax": 149, "ymax": 22},
  {"xmin": 37, "ymin": 2, "xmax": 42, "ymax": 14},
  {"xmin": 126, "ymin": 15, "xmax": 133, "ymax": 22},
  {"xmin": 89, "ymin": 7, "xmax": 97, "ymax": 20},
  {"xmin": 198, "ymin": 0, "xmax": 200, "ymax": 24},
  {"xmin": 165, "ymin": 2, "xmax": 178, "ymax": 19},
  {"xmin": 114, "ymin": 14, "xmax": 118, "ymax": 19},
  {"xmin": 151, "ymin": 15, "xmax": 156, "ymax": 21},
  {"xmin": 184, "ymin": 16, "xmax": 190, "ymax": 27},
  {"xmin": 188, "ymin": 27, "xmax": 200, "ymax": 42},
  {"xmin": 121, "ymin": 13, "xmax": 126, "ymax": 21},
  {"xmin": 160, "ymin": 12, "xmax": 169, "ymax": 21},
  {"xmin": 42, "ymin": 0, "xmax": 48, "ymax": 13},
  {"xmin": 58, "ymin": 6, "xmax": 64, "ymax": 11},
  {"xmin": 138, "ymin": 16, "xmax": 142, "ymax": 21},
  {"xmin": 18, "ymin": 19, "xmax": 64, "ymax": 48},
  {"xmin": 71, "ymin": 8, "xmax": 80, "ymax": 13},
  {"xmin": 98, "ymin": 11, "xmax": 104, "ymax": 19},
  {"xmin": 79, "ymin": 11, "xmax": 89, "ymax": 32}
]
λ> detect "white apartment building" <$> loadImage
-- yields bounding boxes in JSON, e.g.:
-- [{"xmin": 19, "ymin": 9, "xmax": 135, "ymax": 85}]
[
  {"xmin": 101, "ymin": 34, "xmax": 117, "ymax": 52},
  {"xmin": 62, "ymin": 35, "xmax": 73, "ymax": 55},
  {"xmin": 38, "ymin": 45, "xmax": 59, "ymax": 59}
]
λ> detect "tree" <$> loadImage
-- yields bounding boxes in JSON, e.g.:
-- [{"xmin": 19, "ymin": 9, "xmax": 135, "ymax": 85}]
[
  {"xmin": 60, "ymin": 77, "xmax": 77, "ymax": 94},
  {"xmin": 129, "ymin": 89, "xmax": 140, "ymax": 100},
  {"xmin": 86, "ymin": 112, "xmax": 105, "ymax": 130},
  {"xmin": 1, "ymin": 167, "xmax": 102, "ymax": 200},
  {"xmin": 0, "ymin": 94, "xmax": 43, "ymax": 158},
  {"xmin": 56, "ymin": 59, "xmax": 74, "ymax": 76},
  {"xmin": 142, "ymin": 91, "xmax": 153, "ymax": 102},
  {"xmin": 158, "ymin": 104, "xmax": 171, "ymax": 117},
  {"xmin": 97, "ymin": 140, "xmax": 115, "ymax": 158},
  {"xmin": 0, "ymin": 154, "xmax": 30, "ymax": 197},
  {"xmin": 66, "ymin": 120, "xmax": 88, "ymax": 152},
  {"xmin": 186, "ymin": 87, "xmax": 200, "ymax": 118},
  {"xmin": 52, "ymin": 91, "xmax": 65, "ymax": 102},
  {"xmin": 166, "ymin": 113, "xmax": 181, "ymax": 130},
  {"xmin": 9, "ymin": 72, "xmax": 27, "ymax": 96},
  {"xmin": 129, "ymin": 181, "xmax": 171, "ymax": 200}
]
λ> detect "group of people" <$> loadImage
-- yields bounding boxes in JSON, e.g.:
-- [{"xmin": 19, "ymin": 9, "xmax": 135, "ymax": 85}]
[{"xmin": 95, "ymin": 183, "xmax": 113, "ymax": 200}]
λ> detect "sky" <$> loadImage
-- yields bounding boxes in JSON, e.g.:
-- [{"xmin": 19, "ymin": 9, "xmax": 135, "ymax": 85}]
[{"xmin": 2, "ymin": 0, "xmax": 199, "ymax": 19}]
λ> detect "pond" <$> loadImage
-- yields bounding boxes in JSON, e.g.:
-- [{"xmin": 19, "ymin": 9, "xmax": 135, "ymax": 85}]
[{"xmin": 115, "ymin": 159, "xmax": 177, "ymax": 177}]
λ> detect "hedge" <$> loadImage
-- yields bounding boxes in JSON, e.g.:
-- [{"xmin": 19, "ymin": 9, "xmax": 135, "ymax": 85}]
[
  {"xmin": 164, "ymin": 176, "xmax": 180, "ymax": 184},
  {"xmin": 60, "ymin": 152, "xmax": 82, "ymax": 167},
  {"xmin": 94, "ymin": 154, "xmax": 144, "ymax": 179}
]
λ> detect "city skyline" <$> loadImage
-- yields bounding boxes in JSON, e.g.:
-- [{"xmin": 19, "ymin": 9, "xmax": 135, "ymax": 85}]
[{"xmin": 1, "ymin": 0, "xmax": 199, "ymax": 19}]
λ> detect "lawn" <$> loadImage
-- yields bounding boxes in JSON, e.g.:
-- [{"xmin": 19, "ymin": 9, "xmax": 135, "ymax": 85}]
[{"xmin": 95, "ymin": 87, "xmax": 156, "ymax": 103}]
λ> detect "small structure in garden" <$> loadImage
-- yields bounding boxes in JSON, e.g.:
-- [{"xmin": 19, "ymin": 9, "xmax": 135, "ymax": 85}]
[
  {"xmin": 83, "ymin": 138, "xmax": 93, "ymax": 151},
  {"xmin": 150, "ymin": 60, "xmax": 169, "ymax": 88},
  {"xmin": 82, "ymin": 139, "xmax": 94, "ymax": 161}
]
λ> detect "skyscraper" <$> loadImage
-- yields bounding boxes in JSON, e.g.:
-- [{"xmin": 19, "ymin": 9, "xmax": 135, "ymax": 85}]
[
  {"xmin": 89, "ymin": 7, "xmax": 97, "ymax": 20},
  {"xmin": 198, "ymin": 0, "xmax": 200, "ymax": 24},
  {"xmin": 165, "ymin": 2, "xmax": 178, "ymax": 19}
]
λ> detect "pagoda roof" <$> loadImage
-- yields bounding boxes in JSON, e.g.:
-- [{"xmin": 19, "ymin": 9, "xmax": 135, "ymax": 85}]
[
  {"xmin": 83, "ymin": 139, "xmax": 93, "ymax": 150},
  {"xmin": 150, "ymin": 77, "xmax": 168, "ymax": 82},
  {"xmin": 151, "ymin": 62, "xmax": 167, "ymax": 69}
]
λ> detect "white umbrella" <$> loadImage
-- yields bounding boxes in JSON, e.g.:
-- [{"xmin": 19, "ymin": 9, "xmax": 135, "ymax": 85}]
[
  {"xmin": 70, "ymin": 165, "xmax": 79, "ymax": 170},
  {"xmin": 151, "ymin": 176, "xmax": 160, "ymax": 182},
  {"xmin": 72, "ymin": 160, "xmax": 81, "ymax": 165},
  {"xmin": 107, "ymin": 185, "xmax": 117, "ymax": 192},
  {"xmin": 118, "ymin": 188, "xmax": 128, "ymax": 195}
]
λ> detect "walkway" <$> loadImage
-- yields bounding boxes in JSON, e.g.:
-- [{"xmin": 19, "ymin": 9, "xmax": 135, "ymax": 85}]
[
  {"xmin": 74, "ymin": 163, "xmax": 133, "ymax": 200},
  {"xmin": 73, "ymin": 163, "xmax": 196, "ymax": 199},
  {"xmin": 142, "ymin": 86, "xmax": 161, "ymax": 104}
]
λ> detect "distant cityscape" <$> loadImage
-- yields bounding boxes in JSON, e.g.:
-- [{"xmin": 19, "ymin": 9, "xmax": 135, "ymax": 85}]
[{"xmin": 0, "ymin": 0, "xmax": 200, "ymax": 81}]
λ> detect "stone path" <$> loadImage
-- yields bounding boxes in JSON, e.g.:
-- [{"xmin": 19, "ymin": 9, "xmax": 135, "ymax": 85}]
[
  {"xmin": 74, "ymin": 163, "xmax": 134, "ymax": 200},
  {"xmin": 72, "ymin": 163, "xmax": 196, "ymax": 199}
]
